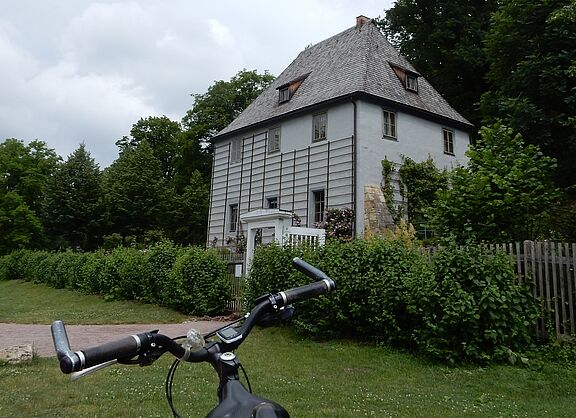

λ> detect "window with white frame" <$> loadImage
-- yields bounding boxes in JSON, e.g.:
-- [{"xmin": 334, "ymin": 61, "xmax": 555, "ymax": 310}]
[
  {"xmin": 312, "ymin": 190, "xmax": 325, "ymax": 224},
  {"xmin": 268, "ymin": 127, "xmax": 281, "ymax": 154},
  {"xmin": 313, "ymin": 113, "xmax": 327, "ymax": 141},
  {"xmin": 229, "ymin": 204, "xmax": 239, "ymax": 232},
  {"xmin": 230, "ymin": 139, "xmax": 242, "ymax": 163},
  {"xmin": 383, "ymin": 110, "xmax": 397, "ymax": 139},
  {"xmin": 443, "ymin": 128, "xmax": 455, "ymax": 155}
]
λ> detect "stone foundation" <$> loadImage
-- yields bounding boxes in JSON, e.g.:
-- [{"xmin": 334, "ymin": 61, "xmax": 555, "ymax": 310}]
[{"xmin": 363, "ymin": 184, "xmax": 395, "ymax": 238}]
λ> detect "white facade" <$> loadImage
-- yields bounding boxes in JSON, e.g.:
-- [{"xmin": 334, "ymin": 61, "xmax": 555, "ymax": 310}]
[{"xmin": 207, "ymin": 99, "xmax": 470, "ymax": 246}]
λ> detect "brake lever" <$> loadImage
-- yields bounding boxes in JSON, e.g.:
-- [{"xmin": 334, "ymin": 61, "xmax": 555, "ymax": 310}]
[{"xmin": 71, "ymin": 360, "xmax": 117, "ymax": 381}]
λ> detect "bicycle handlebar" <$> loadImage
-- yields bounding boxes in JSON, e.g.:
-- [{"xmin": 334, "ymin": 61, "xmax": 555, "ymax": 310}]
[{"xmin": 52, "ymin": 258, "xmax": 335, "ymax": 375}]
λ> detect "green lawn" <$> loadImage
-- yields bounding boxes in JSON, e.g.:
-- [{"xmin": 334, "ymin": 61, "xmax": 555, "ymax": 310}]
[
  {"xmin": 1, "ymin": 279, "xmax": 576, "ymax": 417},
  {"xmin": 1, "ymin": 327, "xmax": 576, "ymax": 417},
  {"xmin": 0, "ymin": 280, "xmax": 190, "ymax": 324}
]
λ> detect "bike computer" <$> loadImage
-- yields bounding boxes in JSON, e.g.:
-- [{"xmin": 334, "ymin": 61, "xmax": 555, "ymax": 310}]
[{"xmin": 216, "ymin": 326, "xmax": 242, "ymax": 343}]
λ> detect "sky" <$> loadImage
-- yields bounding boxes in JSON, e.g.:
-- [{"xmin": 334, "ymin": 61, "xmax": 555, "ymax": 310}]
[{"xmin": 1, "ymin": 0, "xmax": 395, "ymax": 168}]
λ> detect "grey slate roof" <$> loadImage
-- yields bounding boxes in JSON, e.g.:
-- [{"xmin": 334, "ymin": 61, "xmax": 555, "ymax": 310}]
[{"xmin": 216, "ymin": 19, "xmax": 472, "ymax": 138}]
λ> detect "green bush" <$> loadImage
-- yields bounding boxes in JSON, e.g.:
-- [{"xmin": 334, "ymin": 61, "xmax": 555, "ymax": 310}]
[
  {"xmin": 0, "ymin": 244, "xmax": 231, "ymax": 317},
  {"xmin": 0, "ymin": 249, "xmax": 27, "ymax": 280},
  {"xmin": 77, "ymin": 251, "xmax": 107, "ymax": 294},
  {"xmin": 162, "ymin": 247, "xmax": 229, "ymax": 315},
  {"xmin": 143, "ymin": 241, "xmax": 180, "ymax": 304},
  {"xmin": 416, "ymin": 241, "xmax": 540, "ymax": 364},
  {"xmin": 248, "ymin": 238, "xmax": 539, "ymax": 364}
]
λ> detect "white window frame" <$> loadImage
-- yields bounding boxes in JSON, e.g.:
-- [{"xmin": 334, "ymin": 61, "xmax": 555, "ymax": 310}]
[
  {"xmin": 383, "ymin": 110, "xmax": 397, "ymax": 139},
  {"xmin": 443, "ymin": 128, "xmax": 455, "ymax": 156},
  {"xmin": 268, "ymin": 127, "xmax": 281, "ymax": 154},
  {"xmin": 230, "ymin": 139, "xmax": 242, "ymax": 163},
  {"xmin": 312, "ymin": 112, "xmax": 327, "ymax": 142},
  {"xmin": 312, "ymin": 190, "xmax": 325, "ymax": 224},
  {"xmin": 229, "ymin": 204, "xmax": 239, "ymax": 232}
]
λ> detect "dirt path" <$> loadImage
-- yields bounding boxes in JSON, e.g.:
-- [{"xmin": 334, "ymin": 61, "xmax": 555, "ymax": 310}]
[{"xmin": 0, "ymin": 321, "xmax": 228, "ymax": 357}]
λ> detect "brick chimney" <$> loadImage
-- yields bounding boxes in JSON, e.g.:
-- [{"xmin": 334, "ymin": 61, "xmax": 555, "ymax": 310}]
[{"xmin": 356, "ymin": 15, "xmax": 371, "ymax": 29}]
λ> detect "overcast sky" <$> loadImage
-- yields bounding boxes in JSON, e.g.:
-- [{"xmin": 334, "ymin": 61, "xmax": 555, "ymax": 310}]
[{"xmin": 1, "ymin": 0, "xmax": 394, "ymax": 167}]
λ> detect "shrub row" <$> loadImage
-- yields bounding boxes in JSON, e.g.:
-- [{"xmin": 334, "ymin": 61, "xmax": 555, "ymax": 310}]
[
  {"xmin": 247, "ymin": 238, "xmax": 540, "ymax": 364},
  {"xmin": 0, "ymin": 242, "xmax": 230, "ymax": 316}
]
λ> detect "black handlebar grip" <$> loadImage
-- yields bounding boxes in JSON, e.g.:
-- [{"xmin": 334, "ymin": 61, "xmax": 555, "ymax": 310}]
[
  {"xmin": 81, "ymin": 335, "xmax": 145, "ymax": 369},
  {"xmin": 281, "ymin": 280, "xmax": 335, "ymax": 305}
]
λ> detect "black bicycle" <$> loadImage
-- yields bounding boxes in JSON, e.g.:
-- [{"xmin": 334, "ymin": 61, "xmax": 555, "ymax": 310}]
[{"xmin": 51, "ymin": 257, "xmax": 335, "ymax": 417}]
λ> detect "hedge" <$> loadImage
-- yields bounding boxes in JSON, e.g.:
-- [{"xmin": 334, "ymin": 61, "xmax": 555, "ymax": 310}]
[
  {"xmin": 0, "ymin": 242, "xmax": 230, "ymax": 317},
  {"xmin": 246, "ymin": 238, "xmax": 539, "ymax": 364}
]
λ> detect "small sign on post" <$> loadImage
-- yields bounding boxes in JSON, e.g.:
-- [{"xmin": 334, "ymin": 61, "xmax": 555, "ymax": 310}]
[{"xmin": 234, "ymin": 264, "xmax": 243, "ymax": 278}]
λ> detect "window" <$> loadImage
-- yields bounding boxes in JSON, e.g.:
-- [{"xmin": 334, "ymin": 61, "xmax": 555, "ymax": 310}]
[
  {"xmin": 279, "ymin": 87, "xmax": 290, "ymax": 104},
  {"xmin": 313, "ymin": 113, "xmax": 327, "ymax": 141},
  {"xmin": 313, "ymin": 190, "xmax": 325, "ymax": 224},
  {"xmin": 443, "ymin": 129, "xmax": 455, "ymax": 155},
  {"xmin": 383, "ymin": 110, "xmax": 397, "ymax": 139},
  {"xmin": 268, "ymin": 127, "xmax": 281, "ymax": 154},
  {"xmin": 267, "ymin": 197, "xmax": 278, "ymax": 209},
  {"xmin": 406, "ymin": 74, "xmax": 418, "ymax": 92},
  {"xmin": 229, "ymin": 204, "xmax": 239, "ymax": 232},
  {"xmin": 230, "ymin": 139, "xmax": 242, "ymax": 163}
]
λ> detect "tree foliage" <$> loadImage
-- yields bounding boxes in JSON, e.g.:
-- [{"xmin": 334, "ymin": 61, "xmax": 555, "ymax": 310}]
[
  {"xmin": 430, "ymin": 123, "xmax": 560, "ymax": 242},
  {"xmin": 100, "ymin": 141, "xmax": 168, "ymax": 241},
  {"xmin": 116, "ymin": 116, "xmax": 182, "ymax": 181},
  {"xmin": 0, "ymin": 191, "xmax": 43, "ymax": 255},
  {"xmin": 0, "ymin": 139, "xmax": 60, "ymax": 212},
  {"xmin": 182, "ymin": 69, "xmax": 275, "ymax": 145},
  {"xmin": 480, "ymin": 0, "xmax": 576, "ymax": 190},
  {"xmin": 378, "ymin": 0, "xmax": 497, "ymax": 127},
  {"xmin": 42, "ymin": 144, "xmax": 101, "ymax": 250}
]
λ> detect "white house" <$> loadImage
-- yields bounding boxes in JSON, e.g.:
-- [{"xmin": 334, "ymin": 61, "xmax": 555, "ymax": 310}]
[{"xmin": 207, "ymin": 16, "xmax": 472, "ymax": 249}]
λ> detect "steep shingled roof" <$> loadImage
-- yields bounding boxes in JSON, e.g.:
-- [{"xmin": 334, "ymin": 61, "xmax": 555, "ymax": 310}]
[{"xmin": 216, "ymin": 18, "xmax": 472, "ymax": 138}]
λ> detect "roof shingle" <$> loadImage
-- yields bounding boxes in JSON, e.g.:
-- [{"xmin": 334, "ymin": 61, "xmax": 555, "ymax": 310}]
[{"xmin": 217, "ymin": 19, "xmax": 472, "ymax": 138}]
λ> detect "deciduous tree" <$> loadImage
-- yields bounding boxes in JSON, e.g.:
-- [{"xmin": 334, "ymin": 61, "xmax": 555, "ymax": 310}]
[
  {"xmin": 430, "ymin": 123, "xmax": 560, "ymax": 242},
  {"xmin": 480, "ymin": 0, "xmax": 576, "ymax": 190}
]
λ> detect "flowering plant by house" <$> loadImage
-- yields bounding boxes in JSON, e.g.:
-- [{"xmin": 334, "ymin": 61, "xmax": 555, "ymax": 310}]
[{"xmin": 315, "ymin": 208, "xmax": 354, "ymax": 241}]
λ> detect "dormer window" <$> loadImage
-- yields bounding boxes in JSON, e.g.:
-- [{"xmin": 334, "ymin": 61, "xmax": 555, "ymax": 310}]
[
  {"xmin": 389, "ymin": 63, "xmax": 419, "ymax": 93},
  {"xmin": 276, "ymin": 72, "xmax": 310, "ymax": 104},
  {"xmin": 406, "ymin": 74, "xmax": 418, "ymax": 92},
  {"xmin": 279, "ymin": 87, "xmax": 290, "ymax": 104}
]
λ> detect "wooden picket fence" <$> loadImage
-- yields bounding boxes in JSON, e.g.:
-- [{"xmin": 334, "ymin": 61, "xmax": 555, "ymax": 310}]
[{"xmin": 488, "ymin": 241, "xmax": 576, "ymax": 339}]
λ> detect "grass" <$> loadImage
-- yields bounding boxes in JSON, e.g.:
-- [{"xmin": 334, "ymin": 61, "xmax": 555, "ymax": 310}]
[
  {"xmin": 0, "ymin": 280, "xmax": 190, "ymax": 324},
  {"xmin": 1, "ymin": 327, "xmax": 576, "ymax": 417},
  {"xmin": 1, "ymin": 279, "xmax": 576, "ymax": 417}
]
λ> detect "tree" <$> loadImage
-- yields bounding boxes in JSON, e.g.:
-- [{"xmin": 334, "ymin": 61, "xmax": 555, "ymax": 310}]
[
  {"xmin": 176, "ymin": 69, "xmax": 274, "ymax": 192},
  {"xmin": 430, "ymin": 123, "xmax": 560, "ymax": 242},
  {"xmin": 100, "ymin": 141, "xmax": 168, "ymax": 241},
  {"xmin": 480, "ymin": 0, "xmax": 576, "ymax": 190},
  {"xmin": 116, "ymin": 116, "xmax": 182, "ymax": 181},
  {"xmin": 164, "ymin": 170, "xmax": 210, "ymax": 246},
  {"xmin": 182, "ymin": 69, "xmax": 275, "ymax": 146},
  {"xmin": 0, "ymin": 138, "xmax": 60, "ymax": 212},
  {"xmin": 378, "ymin": 0, "xmax": 497, "ymax": 127},
  {"xmin": 42, "ymin": 144, "xmax": 101, "ymax": 250},
  {"xmin": 0, "ymin": 191, "xmax": 43, "ymax": 254}
]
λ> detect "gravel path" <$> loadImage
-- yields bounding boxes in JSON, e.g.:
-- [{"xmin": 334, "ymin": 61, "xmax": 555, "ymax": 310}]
[{"xmin": 0, "ymin": 321, "xmax": 228, "ymax": 357}]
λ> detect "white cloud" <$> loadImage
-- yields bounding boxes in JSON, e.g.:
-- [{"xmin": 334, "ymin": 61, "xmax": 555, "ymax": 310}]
[{"xmin": 1, "ymin": 0, "xmax": 393, "ymax": 167}]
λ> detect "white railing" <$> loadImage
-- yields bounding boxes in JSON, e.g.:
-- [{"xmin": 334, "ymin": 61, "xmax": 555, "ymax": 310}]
[{"xmin": 284, "ymin": 226, "xmax": 326, "ymax": 247}]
